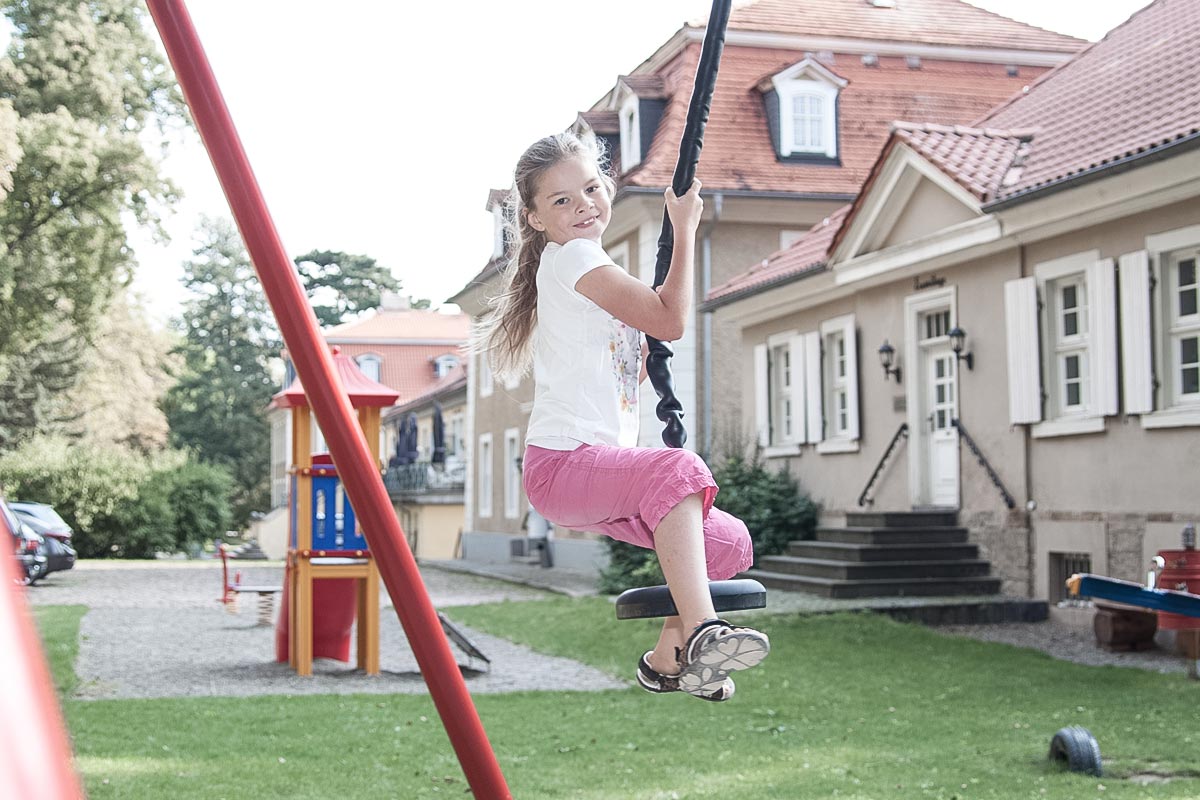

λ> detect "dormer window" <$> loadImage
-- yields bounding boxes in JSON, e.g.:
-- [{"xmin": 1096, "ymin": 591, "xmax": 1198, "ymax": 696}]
[
  {"xmin": 764, "ymin": 58, "xmax": 847, "ymax": 162},
  {"xmin": 491, "ymin": 203, "xmax": 505, "ymax": 260},
  {"xmin": 609, "ymin": 75, "xmax": 666, "ymax": 175},
  {"xmin": 619, "ymin": 92, "xmax": 641, "ymax": 170},
  {"xmin": 434, "ymin": 354, "xmax": 459, "ymax": 378},
  {"xmin": 356, "ymin": 354, "xmax": 382, "ymax": 383}
]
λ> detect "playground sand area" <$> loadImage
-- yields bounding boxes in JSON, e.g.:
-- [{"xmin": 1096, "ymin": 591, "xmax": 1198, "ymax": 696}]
[{"xmin": 27, "ymin": 560, "xmax": 625, "ymax": 700}]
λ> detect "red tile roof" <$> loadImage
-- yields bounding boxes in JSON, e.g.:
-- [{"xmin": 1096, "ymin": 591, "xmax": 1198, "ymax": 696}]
[
  {"xmin": 271, "ymin": 347, "xmax": 400, "ymax": 409},
  {"xmin": 577, "ymin": 111, "xmax": 620, "ymax": 135},
  {"xmin": 330, "ymin": 342, "xmax": 465, "ymax": 407},
  {"xmin": 706, "ymin": 205, "xmax": 850, "ymax": 304},
  {"xmin": 977, "ymin": 0, "xmax": 1200, "ymax": 202},
  {"xmin": 323, "ymin": 308, "xmax": 469, "ymax": 342},
  {"xmin": 892, "ymin": 122, "xmax": 1036, "ymax": 200},
  {"xmin": 615, "ymin": 45, "xmax": 1067, "ymax": 197},
  {"xmin": 386, "ymin": 364, "xmax": 469, "ymax": 417},
  {"xmin": 619, "ymin": 74, "xmax": 668, "ymax": 99},
  {"xmin": 713, "ymin": 0, "xmax": 1086, "ymax": 52}
]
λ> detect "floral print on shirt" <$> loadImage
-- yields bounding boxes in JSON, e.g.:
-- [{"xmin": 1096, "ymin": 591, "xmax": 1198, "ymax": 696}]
[{"xmin": 609, "ymin": 319, "xmax": 642, "ymax": 413}]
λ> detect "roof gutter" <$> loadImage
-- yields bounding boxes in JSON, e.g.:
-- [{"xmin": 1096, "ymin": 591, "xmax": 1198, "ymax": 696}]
[
  {"xmin": 699, "ymin": 263, "xmax": 829, "ymax": 313},
  {"xmin": 614, "ymin": 185, "xmax": 855, "ymax": 203},
  {"xmin": 983, "ymin": 129, "xmax": 1200, "ymax": 212}
]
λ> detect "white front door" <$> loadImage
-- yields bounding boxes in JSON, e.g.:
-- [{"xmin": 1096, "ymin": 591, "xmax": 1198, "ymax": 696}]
[{"xmin": 924, "ymin": 347, "xmax": 960, "ymax": 507}]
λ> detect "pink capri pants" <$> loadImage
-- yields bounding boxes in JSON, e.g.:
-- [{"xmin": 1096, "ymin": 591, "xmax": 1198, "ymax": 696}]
[{"xmin": 523, "ymin": 443, "xmax": 753, "ymax": 580}]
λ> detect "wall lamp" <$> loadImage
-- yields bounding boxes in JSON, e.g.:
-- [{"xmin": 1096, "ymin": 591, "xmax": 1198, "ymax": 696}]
[
  {"xmin": 949, "ymin": 326, "xmax": 974, "ymax": 371},
  {"xmin": 878, "ymin": 340, "xmax": 902, "ymax": 383}
]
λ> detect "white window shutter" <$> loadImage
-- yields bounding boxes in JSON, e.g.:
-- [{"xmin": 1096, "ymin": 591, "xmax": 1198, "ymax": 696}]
[
  {"xmin": 842, "ymin": 315, "xmax": 860, "ymax": 440},
  {"xmin": 1004, "ymin": 277, "xmax": 1042, "ymax": 424},
  {"xmin": 789, "ymin": 335, "xmax": 806, "ymax": 443},
  {"xmin": 1088, "ymin": 258, "xmax": 1118, "ymax": 417},
  {"xmin": 1119, "ymin": 250, "xmax": 1154, "ymax": 414},
  {"xmin": 804, "ymin": 331, "xmax": 823, "ymax": 443},
  {"xmin": 754, "ymin": 343, "xmax": 769, "ymax": 447}
]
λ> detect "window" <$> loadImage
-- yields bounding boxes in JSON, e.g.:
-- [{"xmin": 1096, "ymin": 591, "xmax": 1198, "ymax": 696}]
[
  {"xmin": 504, "ymin": 428, "xmax": 520, "ymax": 519},
  {"xmin": 755, "ymin": 331, "xmax": 809, "ymax": 453},
  {"xmin": 827, "ymin": 331, "xmax": 849, "ymax": 435},
  {"xmin": 1050, "ymin": 277, "xmax": 1090, "ymax": 415},
  {"xmin": 447, "ymin": 414, "xmax": 464, "ymax": 457},
  {"xmin": 478, "ymin": 352, "xmax": 493, "ymax": 398},
  {"xmin": 768, "ymin": 58, "xmax": 845, "ymax": 160},
  {"xmin": 477, "ymin": 434, "xmax": 493, "ymax": 518},
  {"xmin": 817, "ymin": 314, "xmax": 859, "ymax": 451},
  {"xmin": 491, "ymin": 203, "xmax": 506, "ymax": 260},
  {"xmin": 356, "ymin": 354, "xmax": 381, "ymax": 383},
  {"xmin": 791, "ymin": 93, "xmax": 825, "ymax": 152},
  {"xmin": 1004, "ymin": 251, "xmax": 1117, "ymax": 435},
  {"xmin": 780, "ymin": 230, "xmax": 806, "ymax": 250},
  {"xmin": 771, "ymin": 342, "xmax": 794, "ymax": 442},
  {"xmin": 434, "ymin": 354, "xmax": 459, "ymax": 378},
  {"xmin": 619, "ymin": 93, "xmax": 641, "ymax": 171},
  {"xmin": 1165, "ymin": 247, "xmax": 1200, "ymax": 405},
  {"xmin": 1126, "ymin": 228, "xmax": 1200, "ymax": 427}
]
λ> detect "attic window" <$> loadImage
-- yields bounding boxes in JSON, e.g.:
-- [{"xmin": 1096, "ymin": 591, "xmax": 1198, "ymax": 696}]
[
  {"xmin": 619, "ymin": 93, "xmax": 641, "ymax": 170},
  {"xmin": 434, "ymin": 354, "xmax": 459, "ymax": 378},
  {"xmin": 769, "ymin": 58, "xmax": 846, "ymax": 161},
  {"xmin": 356, "ymin": 354, "xmax": 382, "ymax": 383},
  {"xmin": 491, "ymin": 203, "xmax": 505, "ymax": 260}
]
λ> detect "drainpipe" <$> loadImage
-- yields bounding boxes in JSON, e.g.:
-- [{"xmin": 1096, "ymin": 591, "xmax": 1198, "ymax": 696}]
[
  {"xmin": 1019, "ymin": 242, "xmax": 1037, "ymax": 599},
  {"xmin": 702, "ymin": 192, "xmax": 724, "ymax": 459}
]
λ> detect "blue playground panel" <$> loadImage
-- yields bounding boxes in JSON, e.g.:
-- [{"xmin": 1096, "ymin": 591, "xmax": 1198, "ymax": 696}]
[{"xmin": 289, "ymin": 467, "xmax": 370, "ymax": 552}]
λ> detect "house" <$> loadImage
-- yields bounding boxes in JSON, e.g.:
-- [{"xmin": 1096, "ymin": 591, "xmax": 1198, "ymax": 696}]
[
  {"xmin": 252, "ymin": 293, "xmax": 469, "ymax": 559},
  {"xmin": 450, "ymin": 0, "xmax": 1085, "ymax": 577},
  {"xmin": 382, "ymin": 356, "xmax": 468, "ymax": 561},
  {"xmin": 707, "ymin": 0, "xmax": 1198, "ymax": 604}
]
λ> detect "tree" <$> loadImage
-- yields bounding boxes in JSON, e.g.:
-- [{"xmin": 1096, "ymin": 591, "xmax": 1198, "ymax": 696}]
[
  {"xmin": 162, "ymin": 218, "xmax": 279, "ymax": 528},
  {"xmin": 292, "ymin": 249, "xmax": 404, "ymax": 327},
  {"xmin": 41, "ymin": 289, "xmax": 181, "ymax": 454},
  {"xmin": 0, "ymin": 0, "xmax": 183, "ymax": 447}
]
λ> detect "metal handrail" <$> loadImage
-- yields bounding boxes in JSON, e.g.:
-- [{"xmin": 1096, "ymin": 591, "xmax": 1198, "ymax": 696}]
[
  {"xmin": 857, "ymin": 423, "xmax": 909, "ymax": 507},
  {"xmin": 951, "ymin": 418, "xmax": 1016, "ymax": 509}
]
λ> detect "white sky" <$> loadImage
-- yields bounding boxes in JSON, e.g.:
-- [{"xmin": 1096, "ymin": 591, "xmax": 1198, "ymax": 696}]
[{"xmin": 110, "ymin": 0, "xmax": 1149, "ymax": 322}]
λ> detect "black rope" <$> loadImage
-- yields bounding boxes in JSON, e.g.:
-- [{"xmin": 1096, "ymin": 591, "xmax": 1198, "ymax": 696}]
[{"xmin": 646, "ymin": 0, "xmax": 732, "ymax": 448}]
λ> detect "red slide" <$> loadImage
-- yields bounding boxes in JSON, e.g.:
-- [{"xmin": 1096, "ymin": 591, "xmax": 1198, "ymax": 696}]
[{"xmin": 275, "ymin": 574, "xmax": 358, "ymax": 663}]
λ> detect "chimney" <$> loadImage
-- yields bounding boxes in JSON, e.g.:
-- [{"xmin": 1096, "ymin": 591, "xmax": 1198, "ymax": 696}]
[{"xmin": 380, "ymin": 292, "xmax": 411, "ymax": 311}]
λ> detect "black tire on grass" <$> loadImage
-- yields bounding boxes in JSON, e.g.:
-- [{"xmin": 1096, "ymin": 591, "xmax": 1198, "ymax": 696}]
[{"xmin": 1048, "ymin": 726, "xmax": 1102, "ymax": 776}]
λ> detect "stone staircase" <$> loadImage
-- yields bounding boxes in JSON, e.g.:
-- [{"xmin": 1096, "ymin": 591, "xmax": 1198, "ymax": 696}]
[{"xmin": 745, "ymin": 510, "xmax": 1003, "ymax": 599}]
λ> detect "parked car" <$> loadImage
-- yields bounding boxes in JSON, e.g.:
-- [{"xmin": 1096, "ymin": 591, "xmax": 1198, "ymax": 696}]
[
  {"xmin": 10, "ymin": 502, "xmax": 76, "ymax": 577},
  {"xmin": 3, "ymin": 498, "xmax": 46, "ymax": 585}
]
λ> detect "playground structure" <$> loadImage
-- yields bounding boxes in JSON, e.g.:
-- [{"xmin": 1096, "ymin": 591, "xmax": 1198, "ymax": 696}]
[
  {"xmin": 1067, "ymin": 523, "xmax": 1200, "ymax": 678},
  {"xmin": 218, "ymin": 543, "xmax": 281, "ymax": 626},
  {"xmin": 270, "ymin": 348, "xmax": 398, "ymax": 676}
]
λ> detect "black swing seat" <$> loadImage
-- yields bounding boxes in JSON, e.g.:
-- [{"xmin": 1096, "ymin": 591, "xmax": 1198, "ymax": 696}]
[{"xmin": 614, "ymin": 579, "xmax": 767, "ymax": 620}]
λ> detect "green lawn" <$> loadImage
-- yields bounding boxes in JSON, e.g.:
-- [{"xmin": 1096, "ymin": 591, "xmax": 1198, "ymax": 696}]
[{"xmin": 37, "ymin": 598, "xmax": 1200, "ymax": 799}]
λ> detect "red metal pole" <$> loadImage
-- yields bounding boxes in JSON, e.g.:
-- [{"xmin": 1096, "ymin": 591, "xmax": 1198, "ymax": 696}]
[
  {"xmin": 143, "ymin": 3, "xmax": 511, "ymax": 797},
  {"xmin": 0, "ymin": 513, "xmax": 85, "ymax": 799}
]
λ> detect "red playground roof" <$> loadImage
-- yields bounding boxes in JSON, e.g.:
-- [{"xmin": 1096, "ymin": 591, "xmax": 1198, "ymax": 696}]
[{"xmin": 271, "ymin": 347, "xmax": 401, "ymax": 409}]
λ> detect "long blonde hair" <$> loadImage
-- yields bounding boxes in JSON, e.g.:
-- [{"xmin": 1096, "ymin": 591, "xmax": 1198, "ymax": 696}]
[{"xmin": 471, "ymin": 132, "xmax": 616, "ymax": 383}]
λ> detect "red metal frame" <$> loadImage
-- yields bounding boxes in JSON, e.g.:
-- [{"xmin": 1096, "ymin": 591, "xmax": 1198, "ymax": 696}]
[
  {"xmin": 143, "ymin": 3, "xmax": 510, "ymax": 797},
  {"xmin": 1, "ymin": 512, "xmax": 85, "ymax": 798}
]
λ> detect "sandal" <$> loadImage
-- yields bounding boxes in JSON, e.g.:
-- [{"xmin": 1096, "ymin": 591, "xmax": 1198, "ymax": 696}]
[
  {"xmin": 676, "ymin": 619, "xmax": 769, "ymax": 699},
  {"xmin": 636, "ymin": 651, "xmax": 735, "ymax": 701}
]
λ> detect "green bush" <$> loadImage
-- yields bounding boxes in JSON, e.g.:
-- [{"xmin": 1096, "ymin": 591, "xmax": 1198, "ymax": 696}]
[
  {"xmin": 597, "ymin": 449, "xmax": 817, "ymax": 594},
  {"xmin": 0, "ymin": 437, "xmax": 232, "ymax": 557},
  {"xmin": 709, "ymin": 451, "xmax": 817, "ymax": 560}
]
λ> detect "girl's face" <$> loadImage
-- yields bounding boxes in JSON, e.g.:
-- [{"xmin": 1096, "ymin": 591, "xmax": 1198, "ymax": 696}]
[{"xmin": 526, "ymin": 156, "xmax": 611, "ymax": 246}]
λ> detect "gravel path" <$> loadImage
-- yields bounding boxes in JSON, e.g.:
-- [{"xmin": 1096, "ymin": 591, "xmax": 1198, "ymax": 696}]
[
  {"xmin": 27, "ymin": 561, "xmax": 626, "ymax": 700},
  {"xmin": 27, "ymin": 560, "xmax": 1191, "ymax": 700}
]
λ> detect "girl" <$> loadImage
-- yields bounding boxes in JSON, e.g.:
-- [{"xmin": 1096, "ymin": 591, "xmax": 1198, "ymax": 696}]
[{"xmin": 476, "ymin": 132, "xmax": 769, "ymax": 701}]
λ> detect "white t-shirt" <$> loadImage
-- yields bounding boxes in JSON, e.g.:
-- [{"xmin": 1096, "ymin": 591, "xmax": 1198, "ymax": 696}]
[{"xmin": 525, "ymin": 239, "xmax": 643, "ymax": 450}]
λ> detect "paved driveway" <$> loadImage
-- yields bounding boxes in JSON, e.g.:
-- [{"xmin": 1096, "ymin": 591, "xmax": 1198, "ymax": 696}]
[{"xmin": 26, "ymin": 560, "xmax": 626, "ymax": 700}]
